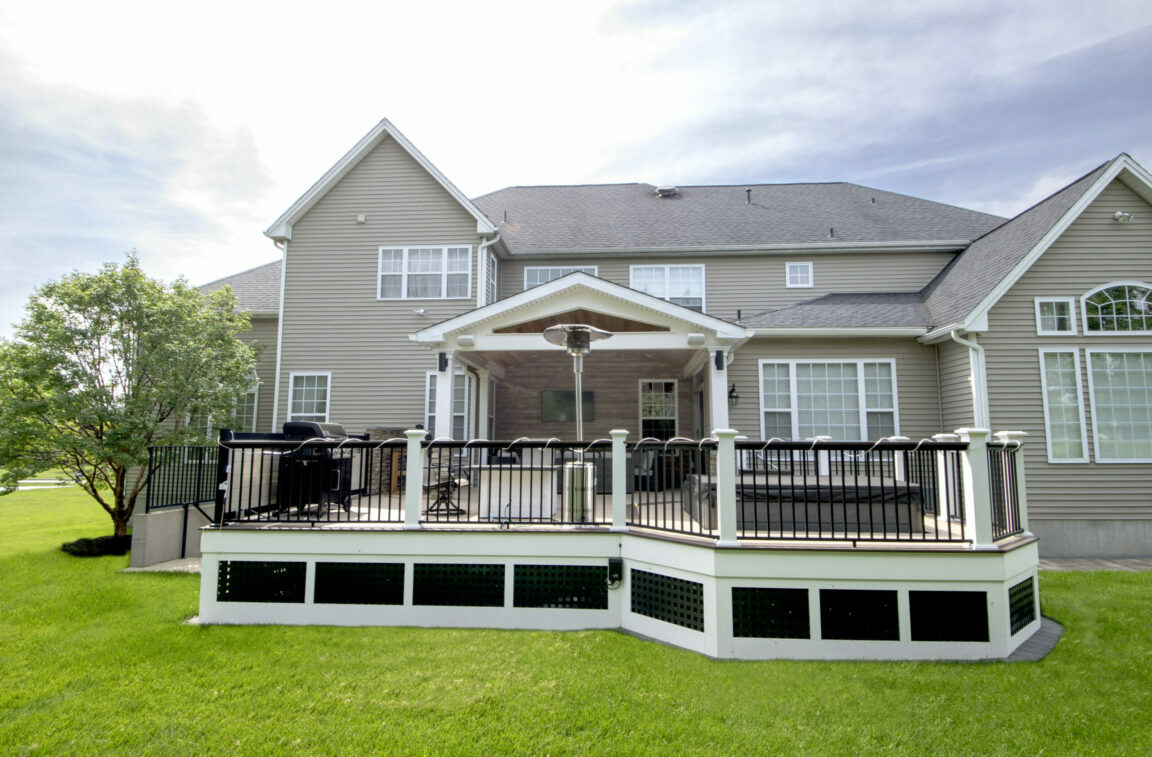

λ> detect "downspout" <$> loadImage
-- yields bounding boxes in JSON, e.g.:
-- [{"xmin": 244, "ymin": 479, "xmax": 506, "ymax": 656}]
[
  {"xmin": 950, "ymin": 331, "xmax": 989, "ymax": 429},
  {"xmin": 271, "ymin": 239, "xmax": 288, "ymax": 432},
  {"xmin": 476, "ymin": 233, "xmax": 501, "ymax": 307}
]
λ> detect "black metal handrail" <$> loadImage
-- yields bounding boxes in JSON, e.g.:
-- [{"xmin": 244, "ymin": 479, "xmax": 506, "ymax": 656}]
[
  {"xmin": 144, "ymin": 446, "xmax": 219, "ymax": 512},
  {"xmin": 987, "ymin": 442, "xmax": 1024, "ymax": 540}
]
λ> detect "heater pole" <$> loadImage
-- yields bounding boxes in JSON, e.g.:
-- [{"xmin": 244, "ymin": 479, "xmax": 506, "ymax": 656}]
[{"xmin": 573, "ymin": 354, "xmax": 584, "ymax": 443}]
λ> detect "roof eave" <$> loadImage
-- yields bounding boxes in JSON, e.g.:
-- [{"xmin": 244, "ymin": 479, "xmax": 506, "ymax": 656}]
[
  {"xmin": 502, "ymin": 240, "xmax": 974, "ymax": 258},
  {"xmin": 748, "ymin": 327, "xmax": 927, "ymax": 338}
]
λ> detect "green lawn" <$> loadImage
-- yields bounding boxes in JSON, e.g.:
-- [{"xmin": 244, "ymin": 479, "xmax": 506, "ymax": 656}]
[{"xmin": 2, "ymin": 492, "xmax": 1150, "ymax": 755}]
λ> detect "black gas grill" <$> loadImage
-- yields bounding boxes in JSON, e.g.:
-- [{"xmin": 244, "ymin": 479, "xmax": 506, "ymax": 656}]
[{"xmin": 277, "ymin": 422, "xmax": 354, "ymax": 514}]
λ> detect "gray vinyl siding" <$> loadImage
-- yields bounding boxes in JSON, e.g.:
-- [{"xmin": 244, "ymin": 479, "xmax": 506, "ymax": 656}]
[
  {"xmin": 276, "ymin": 135, "xmax": 486, "ymax": 433},
  {"xmin": 938, "ymin": 338, "xmax": 975, "ymax": 432},
  {"xmin": 982, "ymin": 179, "xmax": 1152, "ymax": 520},
  {"xmin": 500, "ymin": 251, "xmax": 954, "ymax": 320},
  {"xmin": 726, "ymin": 337, "xmax": 942, "ymax": 440},
  {"xmin": 246, "ymin": 316, "xmax": 278, "ymax": 433}
]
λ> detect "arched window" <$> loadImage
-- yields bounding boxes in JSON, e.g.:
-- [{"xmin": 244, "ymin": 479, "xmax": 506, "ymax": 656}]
[{"xmin": 1082, "ymin": 282, "xmax": 1152, "ymax": 333}]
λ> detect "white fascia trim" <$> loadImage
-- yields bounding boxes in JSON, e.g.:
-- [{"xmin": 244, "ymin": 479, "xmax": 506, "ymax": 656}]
[
  {"xmin": 504, "ymin": 240, "xmax": 972, "ymax": 258},
  {"xmin": 748, "ymin": 327, "xmax": 926, "ymax": 338},
  {"xmin": 960, "ymin": 155, "xmax": 1152, "ymax": 332},
  {"xmin": 411, "ymin": 272, "xmax": 746, "ymax": 343},
  {"xmin": 264, "ymin": 118, "xmax": 497, "ymax": 241}
]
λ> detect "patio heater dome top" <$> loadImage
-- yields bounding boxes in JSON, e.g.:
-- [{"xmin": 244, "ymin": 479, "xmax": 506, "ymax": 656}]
[{"xmin": 543, "ymin": 323, "xmax": 613, "ymax": 356}]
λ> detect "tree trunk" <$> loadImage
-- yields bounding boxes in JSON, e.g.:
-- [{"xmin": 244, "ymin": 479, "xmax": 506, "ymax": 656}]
[{"xmin": 112, "ymin": 511, "xmax": 130, "ymax": 537}]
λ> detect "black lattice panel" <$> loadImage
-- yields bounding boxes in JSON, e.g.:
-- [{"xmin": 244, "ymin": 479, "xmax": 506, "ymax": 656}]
[
  {"xmin": 732, "ymin": 587, "xmax": 810, "ymax": 638},
  {"xmin": 909, "ymin": 590, "xmax": 989, "ymax": 642},
  {"xmin": 514, "ymin": 565, "xmax": 608, "ymax": 609},
  {"xmin": 413, "ymin": 563, "xmax": 505, "ymax": 607},
  {"xmin": 630, "ymin": 569, "xmax": 704, "ymax": 632},
  {"xmin": 217, "ymin": 560, "xmax": 306, "ymax": 603},
  {"xmin": 314, "ymin": 562, "xmax": 404, "ymax": 605},
  {"xmin": 1009, "ymin": 576, "xmax": 1037, "ymax": 635},
  {"xmin": 819, "ymin": 589, "xmax": 899, "ymax": 640}
]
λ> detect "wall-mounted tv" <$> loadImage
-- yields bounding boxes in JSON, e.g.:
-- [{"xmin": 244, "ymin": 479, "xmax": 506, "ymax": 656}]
[{"xmin": 541, "ymin": 390, "xmax": 594, "ymax": 422}]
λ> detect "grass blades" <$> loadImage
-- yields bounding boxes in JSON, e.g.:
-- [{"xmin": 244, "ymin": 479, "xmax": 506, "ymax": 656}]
[{"xmin": 1, "ymin": 488, "xmax": 1150, "ymax": 755}]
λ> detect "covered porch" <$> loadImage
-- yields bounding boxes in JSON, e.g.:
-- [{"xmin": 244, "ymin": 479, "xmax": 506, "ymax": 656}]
[{"xmin": 411, "ymin": 273, "xmax": 745, "ymax": 442}]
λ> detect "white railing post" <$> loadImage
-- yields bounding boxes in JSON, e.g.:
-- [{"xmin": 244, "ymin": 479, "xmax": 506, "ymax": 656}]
[
  {"xmin": 404, "ymin": 429, "xmax": 425, "ymax": 529},
  {"xmin": 714, "ymin": 428, "xmax": 739, "ymax": 547},
  {"xmin": 610, "ymin": 429, "xmax": 629, "ymax": 532},
  {"xmin": 957, "ymin": 428, "xmax": 994, "ymax": 548},
  {"xmin": 995, "ymin": 431, "xmax": 1031, "ymax": 536}
]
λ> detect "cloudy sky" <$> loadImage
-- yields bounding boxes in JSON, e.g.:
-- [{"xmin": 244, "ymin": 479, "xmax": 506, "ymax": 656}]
[{"xmin": 1, "ymin": 0, "xmax": 1150, "ymax": 335}]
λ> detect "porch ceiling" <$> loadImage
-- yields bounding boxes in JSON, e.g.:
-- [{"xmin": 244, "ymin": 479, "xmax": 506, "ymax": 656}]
[{"xmin": 493, "ymin": 308, "xmax": 670, "ymax": 334}]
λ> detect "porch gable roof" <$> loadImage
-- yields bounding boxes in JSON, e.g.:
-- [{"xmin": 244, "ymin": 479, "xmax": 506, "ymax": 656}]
[{"xmin": 411, "ymin": 272, "xmax": 747, "ymax": 348}]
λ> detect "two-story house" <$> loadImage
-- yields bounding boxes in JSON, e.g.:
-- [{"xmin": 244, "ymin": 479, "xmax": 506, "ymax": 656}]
[{"xmin": 201, "ymin": 118, "xmax": 1152, "ymax": 559}]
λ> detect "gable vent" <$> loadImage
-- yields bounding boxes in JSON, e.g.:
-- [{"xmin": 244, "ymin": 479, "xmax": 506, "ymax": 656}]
[{"xmin": 655, "ymin": 185, "xmax": 679, "ymax": 198}]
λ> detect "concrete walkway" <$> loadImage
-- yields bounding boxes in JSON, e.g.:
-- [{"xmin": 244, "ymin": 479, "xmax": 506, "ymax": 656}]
[
  {"xmin": 1038, "ymin": 558, "xmax": 1152, "ymax": 571},
  {"xmin": 122, "ymin": 558, "xmax": 201, "ymax": 573}
]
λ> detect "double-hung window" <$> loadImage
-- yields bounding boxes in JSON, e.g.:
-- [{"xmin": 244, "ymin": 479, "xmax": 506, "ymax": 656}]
[
  {"xmin": 630, "ymin": 265, "xmax": 704, "ymax": 311},
  {"xmin": 1038, "ymin": 350, "xmax": 1088, "ymax": 462},
  {"xmin": 759, "ymin": 360, "xmax": 897, "ymax": 440},
  {"xmin": 378, "ymin": 246, "xmax": 472, "ymax": 300},
  {"xmin": 524, "ymin": 266, "xmax": 597, "ymax": 289},
  {"xmin": 289, "ymin": 373, "xmax": 330, "ymax": 423},
  {"xmin": 233, "ymin": 372, "xmax": 260, "ymax": 433},
  {"xmin": 485, "ymin": 250, "xmax": 499, "ymax": 305},
  {"xmin": 639, "ymin": 380, "xmax": 678, "ymax": 439},
  {"xmin": 1087, "ymin": 350, "xmax": 1152, "ymax": 462}
]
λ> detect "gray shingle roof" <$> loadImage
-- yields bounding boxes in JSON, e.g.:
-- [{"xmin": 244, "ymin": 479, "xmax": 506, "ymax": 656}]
[
  {"xmin": 473, "ymin": 182, "xmax": 1005, "ymax": 252},
  {"xmin": 740, "ymin": 293, "xmax": 930, "ymax": 329},
  {"xmin": 922, "ymin": 161, "xmax": 1111, "ymax": 330},
  {"xmin": 200, "ymin": 259, "xmax": 282, "ymax": 313}
]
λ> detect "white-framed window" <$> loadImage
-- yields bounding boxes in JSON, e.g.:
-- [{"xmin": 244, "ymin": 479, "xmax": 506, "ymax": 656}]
[
  {"xmin": 1087, "ymin": 350, "xmax": 1152, "ymax": 462},
  {"xmin": 630, "ymin": 265, "xmax": 705, "ymax": 311},
  {"xmin": 1035, "ymin": 298, "xmax": 1076, "ymax": 336},
  {"xmin": 524, "ymin": 266, "xmax": 598, "ymax": 289},
  {"xmin": 1038, "ymin": 349, "xmax": 1088, "ymax": 463},
  {"xmin": 233, "ymin": 372, "xmax": 260, "ymax": 433},
  {"xmin": 1082, "ymin": 281, "xmax": 1152, "ymax": 334},
  {"xmin": 289, "ymin": 373, "xmax": 330, "ymax": 423},
  {"xmin": 758, "ymin": 359, "xmax": 898, "ymax": 441},
  {"xmin": 378, "ymin": 246, "xmax": 472, "ymax": 300},
  {"xmin": 485, "ymin": 250, "xmax": 499, "ymax": 305},
  {"xmin": 425, "ymin": 372, "xmax": 471, "ymax": 440},
  {"xmin": 639, "ymin": 379, "xmax": 678, "ymax": 439},
  {"xmin": 786, "ymin": 262, "xmax": 814, "ymax": 288}
]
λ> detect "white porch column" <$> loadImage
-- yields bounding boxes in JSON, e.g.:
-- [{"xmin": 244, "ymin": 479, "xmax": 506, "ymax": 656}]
[
  {"xmin": 708, "ymin": 348, "xmax": 730, "ymax": 438},
  {"xmin": 476, "ymin": 368, "xmax": 491, "ymax": 439},
  {"xmin": 434, "ymin": 351, "xmax": 455, "ymax": 440},
  {"xmin": 957, "ymin": 428, "xmax": 995, "ymax": 549}
]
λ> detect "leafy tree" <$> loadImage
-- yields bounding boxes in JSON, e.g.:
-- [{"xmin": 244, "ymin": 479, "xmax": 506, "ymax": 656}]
[{"xmin": 0, "ymin": 256, "xmax": 256, "ymax": 536}]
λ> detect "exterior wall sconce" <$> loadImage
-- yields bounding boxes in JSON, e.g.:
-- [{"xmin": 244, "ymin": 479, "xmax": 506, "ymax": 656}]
[
  {"xmin": 728, "ymin": 383, "xmax": 740, "ymax": 407},
  {"xmin": 1114, "ymin": 211, "xmax": 1135, "ymax": 223}
]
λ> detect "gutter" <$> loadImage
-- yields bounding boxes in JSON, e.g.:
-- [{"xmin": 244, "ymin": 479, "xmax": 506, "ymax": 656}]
[
  {"xmin": 949, "ymin": 331, "xmax": 989, "ymax": 428},
  {"xmin": 501, "ymin": 240, "xmax": 972, "ymax": 258}
]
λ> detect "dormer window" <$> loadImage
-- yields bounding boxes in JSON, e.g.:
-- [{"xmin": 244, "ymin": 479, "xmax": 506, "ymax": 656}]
[{"xmin": 1082, "ymin": 282, "xmax": 1152, "ymax": 333}]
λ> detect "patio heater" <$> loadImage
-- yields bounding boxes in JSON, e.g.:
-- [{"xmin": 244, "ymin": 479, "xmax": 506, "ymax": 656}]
[{"xmin": 543, "ymin": 324, "xmax": 613, "ymax": 522}]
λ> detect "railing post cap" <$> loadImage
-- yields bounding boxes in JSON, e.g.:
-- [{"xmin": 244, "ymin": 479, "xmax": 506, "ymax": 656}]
[
  {"xmin": 404, "ymin": 428, "xmax": 427, "ymax": 439},
  {"xmin": 955, "ymin": 428, "xmax": 991, "ymax": 441},
  {"xmin": 711, "ymin": 428, "xmax": 739, "ymax": 439},
  {"xmin": 993, "ymin": 430, "xmax": 1029, "ymax": 441},
  {"xmin": 609, "ymin": 429, "xmax": 629, "ymax": 439}
]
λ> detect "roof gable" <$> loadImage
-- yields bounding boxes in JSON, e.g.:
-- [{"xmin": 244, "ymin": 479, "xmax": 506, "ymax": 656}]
[
  {"xmin": 265, "ymin": 119, "xmax": 497, "ymax": 241},
  {"xmin": 923, "ymin": 154, "xmax": 1152, "ymax": 333},
  {"xmin": 200, "ymin": 259, "xmax": 282, "ymax": 313}
]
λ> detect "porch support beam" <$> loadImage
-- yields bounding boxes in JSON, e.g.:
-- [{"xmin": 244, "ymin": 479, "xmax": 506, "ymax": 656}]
[
  {"xmin": 434, "ymin": 352, "xmax": 456, "ymax": 440},
  {"xmin": 957, "ymin": 428, "xmax": 995, "ymax": 549},
  {"xmin": 713, "ymin": 428, "xmax": 739, "ymax": 547},
  {"xmin": 708, "ymin": 348, "xmax": 730, "ymax": 437},
  {"xmin": 403, "ymin": 429, "xmax": 424, "ymax": 529},
  {"xmin": 476, "ymin": 368, "xmax": 492, "ymax": 439}
]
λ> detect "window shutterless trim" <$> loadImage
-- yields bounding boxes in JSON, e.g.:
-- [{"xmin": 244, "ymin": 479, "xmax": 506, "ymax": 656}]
[
  {"xmin": 785, "ymin": 261, "xmax": 814, "ymax": 288},
  {"xmin": 1081, "ymin": 280, "xmax": 1152, "ymax": 335},
  {"xmin": 378, "ymin": 245, "xmax": 473, "ymax": 301},
  {"xmin": 1037, "ymin": 348, "xmax": 1089, "ymax": 463},
  {"xmin": 1085, "ymin": 348, "xmax": 1152, "ymax": 463},
  {"xmin": 1034, "ymin": 297, "xmax": 1076, "ymax": 336},
  {"xmin": 757, "ymin": 358, "xmax": 900, "ymax": 441},
  {"xmin": 288, "ymin": 371, "xmax": 331, "ymax": 423},
  {"xmin": 628, "ymin": 264, "xmax": 706, "ymax": 312}
]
